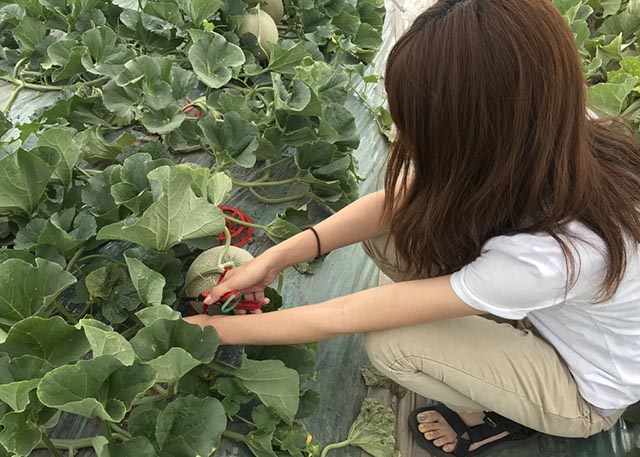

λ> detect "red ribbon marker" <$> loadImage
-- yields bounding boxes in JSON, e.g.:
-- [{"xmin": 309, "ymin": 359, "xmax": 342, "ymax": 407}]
[{"xmin": 218, "ymin": 205, "xmax": 254, "ymax": 248}]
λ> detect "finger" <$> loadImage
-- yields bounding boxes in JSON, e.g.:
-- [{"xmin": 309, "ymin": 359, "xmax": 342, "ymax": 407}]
[
  {"xmin": 249, "ymin": 308, "xmax": 263, "ymax": 314},
  {"xmin": 204, "ymin": 281, "xmax": 235, "ymax": 305},
  {"xmin": 234, "ymin": 309, "xmax": 247, "ymax": 315}
]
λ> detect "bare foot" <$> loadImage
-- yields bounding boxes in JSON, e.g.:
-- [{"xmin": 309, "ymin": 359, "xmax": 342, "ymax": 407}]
[{"xmin": 416, "ymin": 410, "xmax": 509, "ymax": 454}]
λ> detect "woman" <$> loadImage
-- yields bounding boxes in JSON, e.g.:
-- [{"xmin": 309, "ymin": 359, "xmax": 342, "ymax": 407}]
[{"xmin": 185, "ymin": 0, "xmax": 640, "ymax": 455}]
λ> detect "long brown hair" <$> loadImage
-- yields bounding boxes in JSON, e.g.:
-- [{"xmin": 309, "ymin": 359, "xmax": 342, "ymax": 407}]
[{"xmin": 383, "ymin": 0, "xmax": 640, "ymax": 299}]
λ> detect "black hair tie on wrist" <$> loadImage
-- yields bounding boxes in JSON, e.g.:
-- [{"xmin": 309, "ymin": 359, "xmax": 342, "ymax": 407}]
[{"xmin": 307, "ymin": 227, "xmax": 322, "ymax": 260}]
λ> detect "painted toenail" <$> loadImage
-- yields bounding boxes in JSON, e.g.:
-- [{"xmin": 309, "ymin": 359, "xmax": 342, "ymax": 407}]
[
  {"xmin": 417, "ymin": 413, "xmax": 426, "ymax": 421},
  {"xmin": 418, "ymin": 424, "xmax": 426, "ymax": 432}
]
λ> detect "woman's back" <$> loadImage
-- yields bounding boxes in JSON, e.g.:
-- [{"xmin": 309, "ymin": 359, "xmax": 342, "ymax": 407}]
[{"xmin": 450, "ymin": 221, "xmax": 640, "ymax": 412}]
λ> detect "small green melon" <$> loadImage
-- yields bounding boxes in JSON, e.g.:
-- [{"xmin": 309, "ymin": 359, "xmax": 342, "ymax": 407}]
[
  {"xmin": 185, "ymin": 246, "xmax": 254, "ymax": 313},
  {"xmin": 239, "ymin": 9, "xmax": 279, "ymax": 60}
]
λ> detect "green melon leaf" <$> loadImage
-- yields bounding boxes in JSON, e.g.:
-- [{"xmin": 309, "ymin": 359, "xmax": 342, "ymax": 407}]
[
  {"xmin": 0, "ymin": 379, "xmax": 39, "ymax": 413},
  {"xmin": 47, "ymin": 40, "xmax": 89, "ymax": 82},
  {"xmin": 207, "ymin": 172, "xmax": 233, "ymax": 205},
  {"xmin": 0, "ymin": 147, "xmax": 59, "ymax": 215},
  {"xmin": 76, "ymin": 127, "xmax": 136, "ymax": 163},
  {"xmin": 264, "ymin": 216, "xmax": 304, "ymax": 244},
  {"xmin": 130, "ymin": 318, "xmax": 218, "ymax": 382},
  {"xmin": 128, "ymin": 404, "xmax": 161, "ymax": 444},
  {"xmin": 0, "ymin": 410, "xmax": 42, "ymax": 457},
  {"xmin": 294, "ymin": 60, "xmax": 349, "ymax": 106},
  {"xmin": 12, "ymin": 16, "xmax": 46, "ymax": 53},
  {"xmin": 0, "ymin": 356, "xmax": 43, "ymax": 411},
  {"xmin": 82, "ymin": 168, "xmax": 120, "ymax": 216},
  {"xmin": 266, "ymin": 41, "xmax": 312, "ymax": 75},
  {"xmin": 141, "ymin": 104, "xmax": 186, "ymax": 134},
  {"xmin": 102, "ymin": 79, "xmax": 140, "ymax": 117},
  {"xmin": 199, "ymin": 112, "xmax": 259, "ymax": 168},
  {"xmin": 93, "ymin": 435, "xmax": 159, "ymax": 457},
  {"xmin": 599, "ymin": 9, "xmax": 640, "ymax": 39},
  {"xmin": 588, "ymin": 75, "xmax": 638, "ymax": 116},
  {"xmin": 81, "ymin": 26, "xmax": 136, "ymax": 77},
  {"xmin": 621, "ymin": 57, "xmax": 640, "ymax": 78},
  {"xmin": 598, "ymin": 0, "xmax": 621, "ymax": 16},
  {"xmin": 188, "ymin": 32, "xmax": 245, "ymax": 88},
  {"xmin": 37, "ymin": 127, "xmax": 82, "ymax": 187},
  {"xmin": 124, "ymin": 254, "xmax": 166, "ymax": 307},
  {"xmin": 77, "ymin": 318, "xmax": 136, "ymax": 366},
  {"xmin": 155, "ymin": 395, "xmax": 227, "ymax": 457},
  {"xmin": 37, "ymin": 355, "xmax": 156, "ymax": 422},
  {"xmin": 235, "ymin": 358, "xmax": 300, "ymax": 424},
  {"xmin": 84, "ymin": 263, "xmax": 142, "ymax": 324},
  {"xmin": 175, "ymin": 0, "xmax": 223, "ymax": 24},
  {"xmin": 243, "ymin": 430, "xmax": 279, "ymax": 457},
  {"xmin": 294, "ymin": 141, "xmax": 338, "ymax": 169},
  {"xmin": 0, "ymin": 260, "xmax": 77, "ymax": 325},
  {"xmin": 14, "ymin": 209, "xmax": 97, "ymax": 259},
  {"xmin": 273, "ymin": 74, "xmax": 317, "ymax": 115},
  {"xmin": 0, "ymin": 316, "xmax": 88, "ymax": 367},
  {"xmin": 97, "ymin": 166, "xmax": 225, "ymax": 251},
  {"xmin": 135, "ymin": 304, "xmax": 181, "ymax": 327},
  {"xmin": 319, "ymin": 103, "xmax": 359, "ymax": 150}
]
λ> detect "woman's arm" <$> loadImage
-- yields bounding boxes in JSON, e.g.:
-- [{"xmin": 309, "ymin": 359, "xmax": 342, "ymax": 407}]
[
  {"xmin": 263, "ymin": 189, "xmax": 388, "ymax": 272},
  {"xmin": 193, "ymin": 275, "xmax": 485, "ymax": 345},
  {"xmin": 200, "ymin": 190, "xmax": 391, "ymax": 307}
]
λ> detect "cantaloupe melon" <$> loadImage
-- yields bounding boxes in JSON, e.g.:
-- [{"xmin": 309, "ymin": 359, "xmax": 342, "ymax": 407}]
[
  {"xmin": 261, "ymin": 0, "xmax": 284, "ymax": 23},
  {"xmin": 238, "ymin": 9, "xmax": 279, "ymax": 60},
  {"xmin": 185, "ymin": 246, "xmax": 254, "ymax": 313}
]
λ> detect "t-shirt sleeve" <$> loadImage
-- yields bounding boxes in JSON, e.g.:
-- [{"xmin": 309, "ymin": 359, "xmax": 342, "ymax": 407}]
[{"xmin": 450, "ymin": 235, "xmax": 569, "ymax": 319}]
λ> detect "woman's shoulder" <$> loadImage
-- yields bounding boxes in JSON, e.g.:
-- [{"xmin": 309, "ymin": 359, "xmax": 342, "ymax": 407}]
[{"xmin": 482, "ymin": 221, "xmax": 610, "ymax": 269}]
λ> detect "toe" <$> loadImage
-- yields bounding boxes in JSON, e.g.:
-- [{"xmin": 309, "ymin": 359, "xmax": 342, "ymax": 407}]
[
  {"xmin": 416, "ymin": 410, "xmax": 440, "ymax": 424},
  {"xmin": 423, "ymin": 431, "xmax": 445, "ymax": 441},
  {"xmin": 424, "ymin": 411, "xmax": 442, "ymax": 422},
  {"xmin": 418, "ymin": 423, "xmax": 440, "ymax": 433},
  {"xmin": 433, "ymin": 437, "xmax": 450, "ymax": 447}
]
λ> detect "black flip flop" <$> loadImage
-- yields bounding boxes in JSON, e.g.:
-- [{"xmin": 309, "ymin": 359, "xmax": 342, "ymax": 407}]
[{"xmin": 408, "ymin": 404, "xmax": 540, "ymax": 457}]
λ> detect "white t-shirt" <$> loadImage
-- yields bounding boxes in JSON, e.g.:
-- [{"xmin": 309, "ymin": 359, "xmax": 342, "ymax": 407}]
[{"xmin": 450, "ymin": 222, "xmax": 640, "ymax": 413}]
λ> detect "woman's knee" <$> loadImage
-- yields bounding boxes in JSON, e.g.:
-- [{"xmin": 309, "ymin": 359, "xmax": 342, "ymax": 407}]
[{"xmin": 363, "ymin": 329, "xmax": 391, "ymax": 368}]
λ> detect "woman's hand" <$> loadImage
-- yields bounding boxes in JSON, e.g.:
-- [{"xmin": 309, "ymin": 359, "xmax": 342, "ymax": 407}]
[{"xmin": 203, "ymin": 253, "xmax": 280, "ymax": 314}]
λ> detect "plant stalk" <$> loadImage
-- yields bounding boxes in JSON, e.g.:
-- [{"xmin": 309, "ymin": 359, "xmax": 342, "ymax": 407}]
[
  {"xmin": 257, "ymin": 156, "xmax": 294, "ymax": 175},
  {"xmin": 276, "ymin": 272, "xmax": 284, "ymax": 296},
  {"xmin": 223, "ymin": 215, "xmax": 267, "ymax": 231},
  {"xmin": 319, "ymin": 439, "xmax": 351, "ymax": 457},
  {"xmin": 76, "ymin": 254, "xmax": 127, "ymax": 267},
  {"xmin": 217, "ymin": 226, "xmax": 232, "ymax": 266},
  {"xmin": 249, "ymin": 188, "xmax": 308, "ymax": 204},
  {"xmin": 103, "ymin": 419, "xmax": 113, "ymax": 441},
  {"xmin": 39, "ymin": 434, "xmax": 65, "ymax": 457},
  {"xmin": 54, "ymin": 301, "xmax": 78, "ymax": 324},
  {"xmin": 65, "ymin": 247, "xmax": 86, "ymax": 272},
  {"xmin": 0, "ymin": 75, "xmax": 67, "ymax": 91},
  {"xmin": 232, "ymin": 176, "xmax": 298, "ymax": 187},
  {"xmin": 2, "ymin": 84, "xmax": 23, "ymax": 113},
  {"xmin": 222, "ymin": 430, "xmax": 249, "ymax": 443},
  {"xmin": 12, "ymin": 56, "xmax": 29, "ymax": 79}
]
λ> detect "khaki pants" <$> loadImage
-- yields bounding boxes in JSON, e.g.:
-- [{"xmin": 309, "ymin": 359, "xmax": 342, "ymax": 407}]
[{"xmin": 362, "ymin": 234, "xmax": 622, "ymax": 438}]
